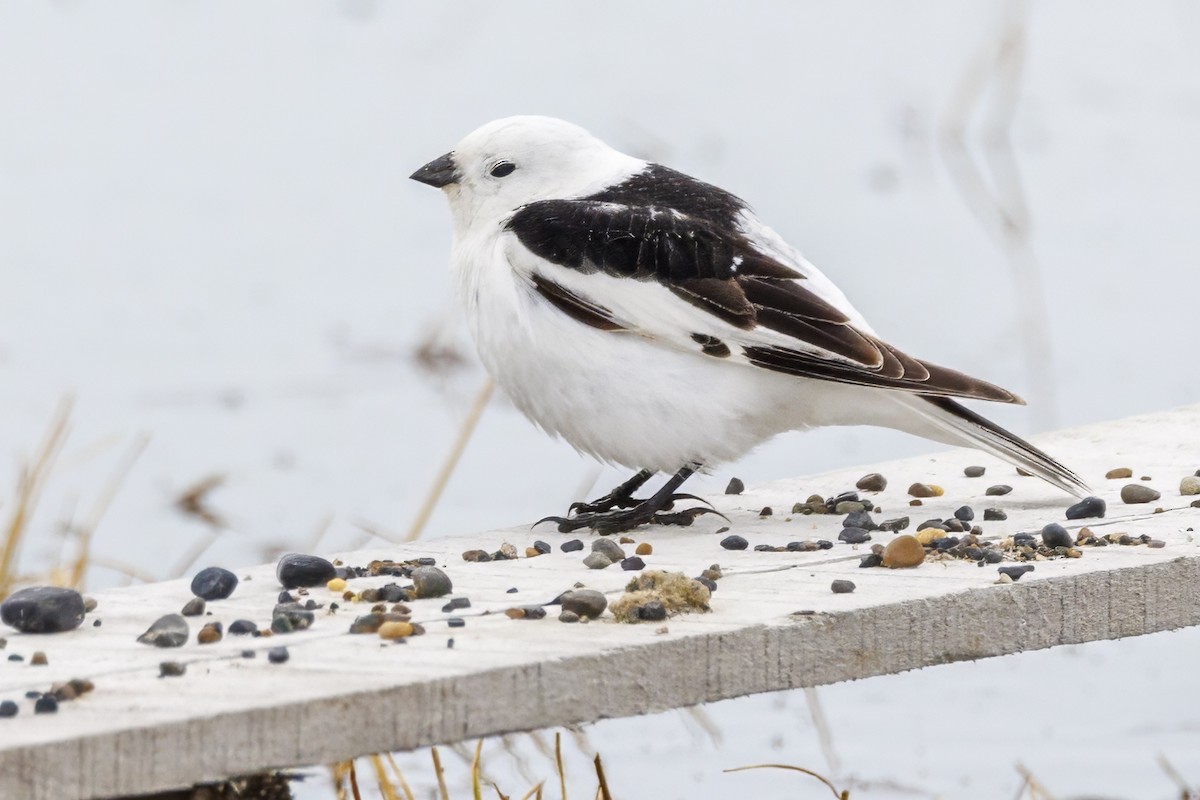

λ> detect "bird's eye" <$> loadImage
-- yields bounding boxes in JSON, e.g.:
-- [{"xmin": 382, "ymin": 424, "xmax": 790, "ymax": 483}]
[{"xmin": 489, "ymin": 161, "xmax": 516, "ymax": 178}]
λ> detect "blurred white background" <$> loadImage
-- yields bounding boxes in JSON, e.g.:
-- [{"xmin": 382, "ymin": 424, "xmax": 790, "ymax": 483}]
[{"xmin": 1, "ymin": 1, "xmax": 1198, "ymax": 797}]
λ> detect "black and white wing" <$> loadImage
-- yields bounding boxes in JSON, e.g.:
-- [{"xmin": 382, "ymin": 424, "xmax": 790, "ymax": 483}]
[{"xmin": 503, "ymin": 165, "xmax": 1023, "ymax": 405}]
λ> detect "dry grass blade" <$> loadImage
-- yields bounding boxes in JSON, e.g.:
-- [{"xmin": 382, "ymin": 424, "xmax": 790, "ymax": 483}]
[
  {"xmin": 174, "ymin": 473, "xmax": 227, "ymax": 527},
  {"xmin": 369, "ymin": 754, "xmax": 401, "ymax": 800},
  {"xmin": 1014, "ymin": 764, "xmax": 1055, "ymax": 800},
  {"xmin": 68, "ymin": 434, "xmax": 148, "ymax": 588},
  {"xmin": 724, "ymin": 764, "xmax": 848, "ymax": 799},
  {"xmin": 556, "ymin": 732, "xmax": 567, "ymax": 800},
  {"xmin": 592, "ymin": 754, "xmax": 612, "ymax": 800},
  {"xmin": 330, "ymin": 760, "xmax": 350, "ymax": 800},
  {"xmin": 383, "ymin": 752, "xmax": 416, "ymax": 800},
  {"xmin": 472, "ymin": 739, "xmax": 485, "ymax": 800},
  {"xmin": 432, "ymin": 746, "xmax": 450, "ymax": 800},
  {"xmin": 1, "ymin": 398, "xmax": 72, "ymax": 599},
  {"xmin": 517, "ymin": 782, "xmax": 545, "ymax": 800},
  {"xmin": 804, "ymin": 686, "xmax": 841, "ymax": 776},
  {"xmin": 405, "ymin": 377, "xmax": 494, "ymax": 541},
  {"xmin": 348, "ymin": 759, "xmax": 363, "ymax": 800}
]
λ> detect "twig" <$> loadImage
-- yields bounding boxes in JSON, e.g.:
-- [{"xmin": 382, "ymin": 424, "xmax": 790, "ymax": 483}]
[
  {"xmin": 1014, "ymin": 763, "xmax": 1055, "ymax": 800},
  {"xmin": 724, "ymin": 764, "xmax": 848, "ymax": 800},
  {"xmin": 432, "ymin": 746, "xmax": 450, "ymax": 800},
  {"xmin": 473, "ymin": 739, "xmax": 485, "ymax": 800},
  {"xmin": 348, "ymin": 759, "xmax": 363, "ymax": 800},
  {"xmin": 383, "ymin": 753, "xmax": 416, "ymax": 800},
  {"xmin": 593, "ymin": 754, "xmax": 612, "ymax": 800},
  {"xmin": 405, "ymin": 377, "xmax": 494, "ymax": 541},
  {"xmin": 804, "ymin": 686, "xmax": 841, "ymax": 776},
  {"xmin": 556, "ymin": 732, "xmax": 567, "ymax": 800},
  {"xmin": 369, "ymin": 754, "xmax": 400, "ymax": 800}
]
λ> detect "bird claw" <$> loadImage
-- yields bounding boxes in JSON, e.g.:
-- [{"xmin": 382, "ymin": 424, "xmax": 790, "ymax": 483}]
[
  {"xmin": 534, "ymin": 503, "xmax": 724, "ymax": 535},
  {"xmin": 568, "ymin": 494, "xmax": 643, "ymax": 515}
]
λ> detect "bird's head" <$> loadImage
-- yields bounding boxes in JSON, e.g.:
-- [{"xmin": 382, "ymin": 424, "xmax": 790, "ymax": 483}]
[{"xmin": 410, "ymin": 116, "xmax": 644, "ymax": 231}]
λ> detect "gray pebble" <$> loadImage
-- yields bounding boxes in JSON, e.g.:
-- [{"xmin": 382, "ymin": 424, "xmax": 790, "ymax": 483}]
[
  {"xmin": 0, "ymin": 587, "xmax": 86, "ymax": 634},
  {"xmin": 1120, "ymin": 484, "xmax": 1160, "ymax": 504},
  {"xmin": 636, "ymin": 601, "xmax": 667, "ymax": 621},
  {"xmin": 1066, "ymin": 496, "xmax": 1106, "ymax": 519},
  {"xmin": 830, "ymin": 580, "xmax": 856, "ymax": 594},
  {"xmin": 582, "ymin": 552, "xmax": 614, "ymax": 569},
  {"xmin": 267, "ymin": 646, "xmax": 289, "ymax": 664},
  {"xmin": 620, "ymin": 556, "xmax": 646, "ymax": 571},
  {"xmin": 720, "ymin": 535, "xmax": 749, "ymax": 551},
  {"xmin": 561, "ymin": 589, "xmax": 608, "ymax": 619},
  {"xmin": 725, "ymin": 477, "xmax": 745, "ymax": 495},
  {"xmin": 276, "ymin": 553, "xmax": 336, "ymax": 589},
  {"xmin": 983, "ymin": 508, "xmax": 1007, "ymax": 521},
  {"xmin": 964, "ymin": 466, "xmax": 986, "ymax": 478},
  {"xmin": 137, "ymin": 614, "xmax": 189, "ymax": 648},
  {"xmin": 560, "ymin": 539, "xmax": 584, "ymax": 552},
  {"xmin": 1181, "ymin": 476, "xmax": 1200, "ymax": 496},
  {"xmin": 985, "ymin": 485, "xmax": 1013, "ymax": 496},
  {"xmin": 954, "ymin": 506, "xmax": 975, "ymax": 522},
  {"xmin": 0, "ymin": 700, "xmax": 16, "ymax": 718},
  {"xmin": 998, "ymin": 564, "xmax": 1034, "ymax": 581},
  {"xmin": 1041, "ymin": 523, "xmax": 1074, "ymax": 549},
  {"xmin": 189, "ymin": 567, "xmax": 238, "ymax": 601},
  {"xmin": 159, "ymin": 661, "xmax": 187, "ymax": 678},
  {"xmin": 558, "ymin": 610, "xmax": 581, "ymax": 623},
  {"xmin": 591, "ymin": 538, "xmax": 626, "ymax": 561},
  {"xmin": 838, "ymin": 527, "xmax": 872, "ymax": 544},
  {"xmin": 842, "ymin": 511, "xmax": 877, "ymax": 530},
  {"xmin": 411, "ymin": 566, "xmax": 453, "ymax": 599},
  {"xmin": 181, "ymin": 597, "xmax": 206, "ymax": 617},
  {"xmin": 878, "ymin": 517, "xmax": 910, "ymax": 532}
]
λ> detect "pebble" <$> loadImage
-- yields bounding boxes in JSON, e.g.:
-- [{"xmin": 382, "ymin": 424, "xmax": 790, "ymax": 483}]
[
  {"xmin": 197, "ymin": 622, "xmax": 223, "ymax": 644},
  {"xmin": 159, "ymin": 661, "xmax": 186, "ymax": 678},
  {"xmin": 190, "ymin": 566, "xmax": 238, "ymax": 601},
  {"xmin": 267, "ymin": 646, "xmax": 289, "ymax": 664},
  {"xmin": 447, "ymin": 617, "xmax": 465, "ymax": 628},
  {"xmin": 759, "ymin": 506, "xmax": 773, "ymax": 517},
  {"xmin": 462, "ymin": 549, "xmax": 491, "ymax": 562},
  {"xmin": 907, "ymin": 482, "xmax": 938, "ymax": 498},
  {"xmin": 505, "ymin": 606, "xmax": 547, "ymax": 620},
  {"xmin": 834, "ymin": 501, "xmax": 866, "ymax": 515},
  {"xmin": 985, "ymin": 485, "xmax": 1013, "ymax": 496},
  {"xmin": 441, "ymin": 597, "xmax": 471, "ymax": 612},
  {"xmin": 954, "ymin": 506, "xmax": 975, "ymax": 522},
  {"xmin": 964, "ymin": 466, "xmax": 986, "ymax": 478},
  {"xmin": 998, "ymin": 565, "xmax": 1034, "ymax": 581},
  {"xmin": 838, "ymin": 527, "xmax": 872, "ymax": 544},
  {"xmin": 720, "ymin": 535, "xmax": 749, "ymax": 551},
  {"xmin": 983, "ymin": 549, "xmax": 1004, "ymax": 564},
  {"xmin": 0, "ymin": 700, "xmax": 16, "ymax": 718},
  {"xmin": 506, "ymin": 587, "xmax": 519, "ymax": 594},
  {"xmin": 621, "ymin": 556, "xmax": 646, "ymax": 571},
  {"xmin": 561, "ymin": 539, "xmax": 584, "ymax": 553},
  {"xmin": 30, "ymin": 651, "xmax": 47, "ymax": 666},
  {"xmin": 909, "ymin": 499, "xmax": 923, "ymax": 507},
  {"xmin": 856, "ymin": 473, "xmax": 888, "ymax": 492},
  {"xmin": 915, "ymin": 528, "xmax": 945, "ymax": 546},
  {"xmin": 725, "ymin": 477, "xmax": 745, "ymax": 495},
  {"xmin": 34, "ymin": 696, "xmax": 58, "ymax": 714},
  {"xmin": 276, "ymin": 553, "xmax": 336, "ymax": 589},
  {"xmin": 411, "ymin": 566, "xmax": 453, "ymax": 599},
  {"xmin": 983, "ymin": 508, "xmax": 1007, "ymax": 521},
  {"xmin": 878, "ymin": 517, "xmax": 910, "ymax": 532},
  {"xmin": 858, "ymin": 553, "xmax": 883, "ymax": 568},
  {"xmin": 558, "ymin": 610, "xmax": 580, "ymax": 623},
  {"xmin": 830, "ymin": 580, "xmax": 856, "ymax": 594},
  {"xmin": 272, "ymin": 604, "xmax": 314, "ymax": 633},
  {"xmin": 583, "ymin": 552, "xmax": 614, "ymax": 569},
  {"xmin": 1120, "ymin": 484, "xmax": 1160, "ymax": 504},
  {"xmin": 1148, "ymin": 539, "xmax": 1166, "ymax": 549},
  {"xmin": 378, "ymin": 621, "xmax": 414, "ymax": 639},
  {"xmin": 635, "ymin": 542, "xmax": 653, "ymax": 556},
  {"xmin": 591, "ymin": 538, "xmax": 626, "ymax": 561},
  {"xmin": 1041, "ymin": 523, "xmax": 1074, "ymax": 549},
  {"xmin": 137, "ymin": 614, "xmax": 189, "ymax": 648},
  {"xmin": 619, "ymin": 536, "xmax": 635, "ymax": 544},
  {"xmin": 181, "ymin": 597, "xmax": 206, "ymax": 617},
  {"xmin": 1180, "ymin": 476, "xmax": 1200, "ymax": 496},
  {"xmin": 883, "ymin": 535, "xmax": 925, "ymax": 568},
  {"xmin": 843, "ymin": 511, "xmax": 877, "ymax": 531},
  {"xmin": 636, "ymin": 601, "xmax": 667, "ymax": 622},
  {"xmin": 228, "ymin": 619, "xmax": 258, "ymax": 635},
  {"xmin": 0, "ymin": 586, "xmax": 86, "ymax": 634},
  {"xmin": 1105, "ymin": 467, "xmax": 1133, "ymax": 479},
  {"xmin": 327, "ymin": 578, "xmax": 347, "ymax": 592},
  {"xmin": 1066, "ymin": 496, "xmax": 1106, "ymax": 520},
  {"xmin": 530, "ymin": 540, "xmax": 552, "ymax": 556},
  {"xmin": 560, "ymin": 589, "xmax": 608, "ymax": 618}
]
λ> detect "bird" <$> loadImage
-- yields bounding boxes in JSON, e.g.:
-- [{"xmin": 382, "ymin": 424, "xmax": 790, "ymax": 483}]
[{"xmin": 410, "ymin": 115, "xmax": 1088, "ymax": 534}]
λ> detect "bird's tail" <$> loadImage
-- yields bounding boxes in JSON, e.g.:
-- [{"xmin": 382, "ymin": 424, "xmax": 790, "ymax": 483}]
[{"xmin": 894, "ymin": 394, "xmax": 1091, "ymax": 498}]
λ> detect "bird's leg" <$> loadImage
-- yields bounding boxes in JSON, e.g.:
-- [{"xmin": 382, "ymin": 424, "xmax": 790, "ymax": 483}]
[
  {"xmin": 568, "ymin": 469, "xmax": 654, "ymax": 514},
  {"xmin": 537, "ymin": 463, "xmax": 724, "ymax": 535}
]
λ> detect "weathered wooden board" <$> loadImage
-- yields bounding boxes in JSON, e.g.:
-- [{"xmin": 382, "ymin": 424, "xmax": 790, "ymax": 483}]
[{"xmin": 1, "ymin": 405, "xmax": 1198, "ymax": 799}]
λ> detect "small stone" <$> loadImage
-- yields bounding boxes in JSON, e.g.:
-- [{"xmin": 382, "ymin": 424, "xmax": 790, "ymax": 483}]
[
  {"xmin": 583, "ymin": 552, "xmax": 614, "ymax": 569},
  {"xmin": 276, "ymin": 553, "xmax": 336, "ymax": 589},
  {"xmin": 843, "ymin": 510, "xmax": 877, "ymax": 530},
  {"xmin": 720, "ymin": 535, "xmax": 749, "ymax": 551},
  {"xmin": 1041, "ymin": 523, "xmax": 1074, "ymax": 549},
  {"xmin": 447, "ymin": 617, "xmax": 465, "ymax": 628},
  {"xmin": 635, "ymin": 542, "xmax": 653, "ymax": 556},
  {"xmin": 272, "ymin": 604, "xmax": 314, "ymax": 632},
  {"xmin": 441, "ymin": 597, "xmax": 471, "ymax": 612},
  {"xmin": 1105, "ymin": 467, "xmax": 1133, "ymax": 479},
  {"xmin": 838, "ymin": 527, "xmax": 872, "ymax": 544},
  {"xmin": 532, "ymin": 540, "xmax": 552, "ymax": 555},
  {"xmin": 915, "ymin": 527, "xmax": 945, "ymax": 546},
  {"xmin": 159, "ymin": 661, "xmax": 186, "ymax": 677},
  {"xmin": 998, "ymin": 565, "xmax": 1034, "ymax": 581},
  {"xmin": 558, "ymin": 610, "xmax": 581, "ymax": 623},
  {"xmin": 228, "ymin": 619, "xmax": 257, "ymax": 635},
  {"xmin": 986, "ymin": 485, "xmax": 1013, "ymax": 496},
  {"xmin": 267, "ymin": 646, "xmax": 289, "ymax": 664},
  {"xmin": 34, "ymin": 696, "xmax": 58, "ymax": 714},
  {"xmin": 190, "ymin": 567, "xmax": 238, "ymax": 601},
  {"xmin": 759, "ymin": 506, "xmax": 773, "ymax": 517},
  {"xmin": 724, "ymin": 477, "xmax": 745, "ymax": 495},
  {"xmin": 830, "ymin": 580, "xmax": 856, "ymax": 594},
  {"xmin": 196, "ymin": 622, "xmax": 223, "ymax": 645},
  {"xmin": 1, "ymin": 587, "xmax": 86, "ymax": 634},
  {"xmin": 619, "ymin": 536, "xmax": 635, "ymax": 544},
  {"xmin": 909, "ymin": 499, "xmax": 923, "ymax": 507},
  {"xmin": 137, "ymin": 614, "xmax": 189, "ymax": 648},
  {"xmin": 1148, "ymin": 539, "xmax": 1166, "ymax": 549},
  {"xmin": 954, "ymin": 506, "xmax": 975, "ymax": 522},
  {"xmin": 0, "ymin": 700, "xmax": 17, "ymax": 718},
  {"xmin": 1180, "ymin": 476, "xmax": 1200, "ymax": 496},
  {"xmin": 30, "ymin": 651, "xmax": 47, "ymax": 666},
  {"xmin": 878, "ymin": 517, "xmax": 910, "ymax": 532},
  {"xmin": 834, "ymin": 501, "xmax": 867, "ymax": 515},
  {"xmin": 1120, "ymin": 484, "xmax": 1160, "ymax": 504},
  {"xmin": 856, "ymin": 473, "xmax": 888, "ymax": 492},
  {"xmin": 983, "ymin": 549, "xmax": 1003, "ymax": 564},
  {"xmin": 524, "ymin": 547, "xmax": 540, "ymax": 558},
  {"xmin": 621, "ymin": 556, "xmax": 646, "ymax": 571},
  {"xmin": 560, "ymin": 539, "xmax": 584, "ymax": 553},
  {"xmin": 964, "ymin": 466, "xmax": 986, "ymax": 478},
  {"xmin": 504, "ymin": 608, "xmax": 525, "ymax": 619},
  {"xmin": 411, "ymin": 566, "xmax": 453, "ymax": 599},
  {"xmin": 561, "ymin": 589, "xmax": 607, "ymax": 619},
  {"xmin": 858, "ymin": 553, "xmax": 883, "ymax": 568},
  {"xmin": 907, "ymin": 482, "xmax": 937, "ymax": 498},
  {"xmin": 181, "ymin": 597, "xmax": 206, "ymax": 617},
  {"xmin": 462, "ymin": 549, "xmax": 491, "ymax": 562},
  {"xmin": 882, "ymin": 535, "xmax": 925, "ymax": 568},
  {"xmin": 498, "ymin": 543, "xmax": 518, "ymax": 560},
  {"xmin": 326, "ymin": 578, "xmax": 347, "ymax": 592},
  {"xmin": 636, "ymin": 601, "xmax": 667, "ymax": 621},
  {"xmin": 591, "ymin": 539, "xmax": 626, "ymax": 561},
  {"xmin": 378, "ymin": 621, "xmax": 414, "ymax": 639},
  {"xmin": 82, "ymin": 597, "xmax": 98, "ymax": 613},
  {"xmin": 506, "ymin": 587, "xmax": 519, "ymax": 594},
  {"xmin": 1066, "ymin": 496, "xmax": 1106, "ymax": 520},
  {"xmin": 984, "ymin": 507, "xmax": 1007, "ymax": 521}
]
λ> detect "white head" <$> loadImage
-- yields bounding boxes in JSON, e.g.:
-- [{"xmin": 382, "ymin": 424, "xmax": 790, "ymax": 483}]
[{"xmin": 410, "ymin": 116, "xmax": 645, "ymax": 232}]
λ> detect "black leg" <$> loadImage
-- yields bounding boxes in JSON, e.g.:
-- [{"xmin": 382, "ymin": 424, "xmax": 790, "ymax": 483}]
[
  {"xmin": 569, "ymin": 469, "xmax": 654, "ymax": 514},
  {"xmin": 536, "ymin": 463, "xmax": 724, "ymax": 535}
]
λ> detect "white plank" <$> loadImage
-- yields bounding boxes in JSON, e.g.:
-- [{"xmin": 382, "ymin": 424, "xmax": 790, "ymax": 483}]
[{"xmin": 1, "ymin": 405, "xmax": 1198, "ymax": 799}]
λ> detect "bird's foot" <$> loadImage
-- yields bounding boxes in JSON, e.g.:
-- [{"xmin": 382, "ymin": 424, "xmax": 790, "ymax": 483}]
[
  {"xmin": 536, "ymin": 494, "xmax": 725, "ymax": 535},
  {"xmin": 568, "ymin": 492, "xmax": 642, "ymax": 515}
]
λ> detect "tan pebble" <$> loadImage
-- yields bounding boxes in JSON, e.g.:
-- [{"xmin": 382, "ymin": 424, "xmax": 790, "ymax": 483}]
[
  {"xmin": 619, "ymin": 536, "xmax": 635, "ymax": 544},
  {"xmin": 1120, "ymin": 484, "xmax": 1160, "ymax": 504},
  {"xmin": 635, "ymin": 542, "xmax": 653, "ymax": 556},
  {"xmin": 1076, "ymin": 527, "xmax": 1093, "ymax": 545},
  {"xmin": 30, "ymin": 651, "xmax": 48, "ymax": 666},
  {"xmin": 915, "ymin": 527, "xmax": 945, "ymax": 546},
  {"xmin": 907, "ymin": 482, "xmax": 936, "ymax": 498},
  {"xmin": 1180, "ymin": 476, "xmax": 1200, "ymax": 496},
  {"xmin": 504, "ymin": 608, "xmax": 525, "ymax": 620},
  {"xmin": 1140, "ymin": 476, "xmax": 1152, "ymax": 481},
  {"xmin": 909, "ymin": 499, "xmax": 923, "ymax": 507},
  {"xmin": 524, "ymin": 547, "xmax": 541, "ymax": 558},
  {"xmin": 1065, "ymin": 548, "xmax": 1082, "ymax": 558},
  {"xmin": 1149, "ymin": 539, "xmax": 1166, "ymax": 549},
  {"xmin": 882, "ymin": 535, "xmax": 925, "ymax": 568},
  {"xmin": 499, "ymin": 543, "xmax": 518, "ymax": 559},
  {"xmin": 1105, "ymin": 467, "xmax": 1133, "ymax": 479},
  {"xmin": 197, "ymin": 624, "xmax": 223, "ymax": 644},
  {"xmin": 378, "ymin": 621, "xmax": 414, "ymax": 639},
  {"xmin": 343, "ymin": 590, "xmax": 355, "ymax": 602},
  {"xmin": 928, "ymin": 484, "xmax": 944, "ymax": 497},
  {"xmin": 327, "ymin": 578, "xmax": 347, "ymax": 592},
  {"xmin": 996, "ymin": 573, "xmax": 1013, "ymax": 584}
]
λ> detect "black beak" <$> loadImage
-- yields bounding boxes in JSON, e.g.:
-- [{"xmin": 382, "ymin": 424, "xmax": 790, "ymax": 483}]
[{"xmin": 409, "ymin": 152, "xmax": 460, "ymax": 188}]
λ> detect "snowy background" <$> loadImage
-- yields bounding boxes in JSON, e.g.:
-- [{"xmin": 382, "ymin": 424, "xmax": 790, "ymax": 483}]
[{"xmin": 1, "ymin": 1, "xmax": 1198, "ymax": 797}]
